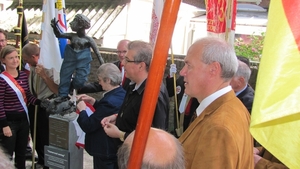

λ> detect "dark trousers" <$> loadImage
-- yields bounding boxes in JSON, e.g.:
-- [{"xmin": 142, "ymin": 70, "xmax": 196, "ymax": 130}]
[
  {"xmin": 93, "ymin": 156, "xmax": 118, "ymax": 169},
  {"xmin": 28, "ymin": 104, "xmax": 49, "ymax": 167},
  {"xmin": 0, "ymin": 119, "xmax": 29, "ymax": 169}
]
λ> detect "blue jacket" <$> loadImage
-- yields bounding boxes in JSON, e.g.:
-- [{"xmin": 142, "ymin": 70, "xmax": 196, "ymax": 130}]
[{"xmin": 77, "ymin": 86, "xmax": 125, "ymax": 159}]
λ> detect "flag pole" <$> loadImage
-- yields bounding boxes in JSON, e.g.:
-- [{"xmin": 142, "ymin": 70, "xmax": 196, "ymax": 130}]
[
  {"xmin": 31, "ymin": 77, "xmax": 40, "ymax": 169},
  {"xmin": 15, "ymin": 0, "xmax": 24, "ymax": 70},
  {"xmin": 170, "ymin": 44, "xmax": 182, "ymax": 137},
  {"xmin": 126, "ymin": 0, "xmax": 181, "ymax": 168}
]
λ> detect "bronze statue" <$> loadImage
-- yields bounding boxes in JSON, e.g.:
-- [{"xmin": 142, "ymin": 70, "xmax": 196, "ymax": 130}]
[{"xmin": 41, "ymin": 14, "xmax": 104, "ymax": 115}]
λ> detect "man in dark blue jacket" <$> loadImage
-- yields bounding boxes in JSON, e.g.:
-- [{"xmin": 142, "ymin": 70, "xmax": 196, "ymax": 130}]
[{"xmin": 230, "ymin": 60, "xmax": 254, "ymax": 113}]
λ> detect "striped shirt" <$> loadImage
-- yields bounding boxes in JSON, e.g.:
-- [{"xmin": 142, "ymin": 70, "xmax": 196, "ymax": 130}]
[{"xmin": 0, "ymin": 71, "xmax": 38, "ymax": 127}]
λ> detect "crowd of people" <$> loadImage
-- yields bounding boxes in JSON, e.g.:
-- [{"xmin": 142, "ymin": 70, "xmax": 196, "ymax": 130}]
[{"xmin": 0, "ymin": 26, "xmax": 289, "ymax": 169}]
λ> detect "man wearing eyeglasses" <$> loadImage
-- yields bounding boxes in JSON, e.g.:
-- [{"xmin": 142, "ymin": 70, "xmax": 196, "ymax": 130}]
[
  {"xmin": 78, "ymin": 39, "xmax": 131, "ymax": 93},
  {"xmin": 101, "ymin": 40, "xmax": 169, "ymax": 147}
]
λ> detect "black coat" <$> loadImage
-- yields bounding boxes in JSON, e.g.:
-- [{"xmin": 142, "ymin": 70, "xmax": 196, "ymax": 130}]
[
  {"xmin": 115, "ymin": 79, "xmax": 170, "ymax": 146},
  {"xmin": 237, "ymin": 85, "xmax": 254, "ymax": 114},
  {"xmin": 77, "ymin": 86, "xmax": 126, "ymax": 158},
  {"xmin": 165, "ymin": 76, "xmax": 199, "ymax": 131}
]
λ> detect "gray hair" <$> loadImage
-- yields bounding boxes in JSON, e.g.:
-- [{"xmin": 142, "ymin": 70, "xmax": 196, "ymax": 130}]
[
  {"xmin": 97, "ymin": 63, "xmax": 122, "ymax": 86},
  {"xmin": 235, "ymin": 61, "xmax": 251, "ymax": 83},
  {"xmin": 117, "ymin": 136, "xmax": 185, "ymax": 169},
  {"xmin": 198, "ymin": 37, "xmax": 238, "ymax": 81},
  {"xmin": 127, "ymin": 40, "xmax": 153, "ymax": 71}
]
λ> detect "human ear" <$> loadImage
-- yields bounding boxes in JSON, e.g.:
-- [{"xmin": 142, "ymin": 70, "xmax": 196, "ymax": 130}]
[{"xmin": 209, "ymin": 62, "xmax": 221, "ymax": 75}]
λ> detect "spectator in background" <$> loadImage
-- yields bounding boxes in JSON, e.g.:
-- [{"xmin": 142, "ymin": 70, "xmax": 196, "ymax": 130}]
[
  {"xmin": 101, "ymin": 40, "xmax": 169, "ymax": 147},
  {"xmin": 165, "ymin": 63, "xmax": 198, "ymax": 135},
  {"xmin": 178, "ymin": 37, "xmax": 253, "ymax": 168},
  {"xmin": 117, "ymin": 127, "xmax": 185, "ymax": 169},
  {"xmin": 237, "ymin": 55, "xmax": 250, "ymax": 67},
  {"xmin": 76, "ymin": 63, "xmax": 126, "ymax": 169},
  {"xmin": 230, "ymin": 60, "xmax": 254, "ymax": 113},
  {"xmin": 22, "ymin": 43, "xmax": 59, "ymax": 169}
]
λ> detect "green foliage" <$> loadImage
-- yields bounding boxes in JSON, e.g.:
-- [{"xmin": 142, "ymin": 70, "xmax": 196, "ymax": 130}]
[{"xmin": 234, "ymin": 33, "xmax": 265, "ymax": 62}]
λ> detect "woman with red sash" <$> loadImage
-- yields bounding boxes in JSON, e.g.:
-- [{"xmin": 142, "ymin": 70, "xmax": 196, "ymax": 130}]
[{"xmin": 0, "ymin": 45, "xmax": 40, "ymax": 169}]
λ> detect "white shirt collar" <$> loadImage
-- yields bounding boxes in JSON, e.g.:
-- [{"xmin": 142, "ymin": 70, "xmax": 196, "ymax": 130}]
[
  {"xmin": 133, "ymin": 80, "xmax": 145, "ymax": 91},
  {"xmin": 196, "ymin": 86, "xmax": 232, "ymax": 116}
]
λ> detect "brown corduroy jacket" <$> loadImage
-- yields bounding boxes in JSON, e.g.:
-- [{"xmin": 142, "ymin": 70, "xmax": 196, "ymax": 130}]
[{"xmin": 179, "ymin": 90, "xmax": 254, "ymax": 169}]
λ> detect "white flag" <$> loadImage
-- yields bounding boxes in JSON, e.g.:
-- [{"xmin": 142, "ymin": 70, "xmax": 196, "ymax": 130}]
[
  {"xmin": 149, "ymin": 0, "xmax": 164, "ymax": 46},
  {"xmin": 39, "ymin": 0, "xmax": 67, "ymax": 82}
]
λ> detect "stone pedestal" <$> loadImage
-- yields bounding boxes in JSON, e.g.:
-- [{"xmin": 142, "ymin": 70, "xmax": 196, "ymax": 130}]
[{"xmin": 45, "ymin": 114, "xmax": 83, "ymax": 169}]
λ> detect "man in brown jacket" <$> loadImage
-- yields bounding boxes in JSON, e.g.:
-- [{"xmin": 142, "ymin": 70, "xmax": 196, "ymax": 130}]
[{"xmin": 178, "ymin": 37, "xmax": 254, "ymax": 169}]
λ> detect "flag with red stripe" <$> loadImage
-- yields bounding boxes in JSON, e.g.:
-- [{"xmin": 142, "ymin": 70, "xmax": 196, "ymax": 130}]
[
  {"xmin": 149, "ymin": 0, "xmax": 164, "ymax": 46},
  {"xmin": 250, "ymin": 1, "xmax": 300, "ymax": 168}
]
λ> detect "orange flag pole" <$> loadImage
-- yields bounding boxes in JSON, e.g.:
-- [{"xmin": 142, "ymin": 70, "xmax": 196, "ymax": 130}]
[{"xmin": 126, "ymin": 0, "xmax": 181, "ymax": 168}]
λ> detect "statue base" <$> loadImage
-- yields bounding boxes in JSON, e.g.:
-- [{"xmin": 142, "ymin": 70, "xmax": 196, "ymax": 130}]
[{"xmin": 45, "ymin": 114, "xmax": 83, "ymax": 169}]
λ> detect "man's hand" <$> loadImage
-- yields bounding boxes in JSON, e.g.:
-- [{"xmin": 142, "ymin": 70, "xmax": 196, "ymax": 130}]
[
  {"xmin": 253, "ymin": 147, "xmax": 262, "ymax": 166},
  {"xmin": 103, "ymin": 123, "xmax": 122, "ymax": 138},
  {"xmin": 169, "ymin": 64, "xmax": 177, "ymax": 78},
  {"xmin": 101, "ymin": 114, "xmax": 117, "ymax": 127},
  {"xmin": 35, "ymin": 64, "xmax": 47, "ymax": 79}
]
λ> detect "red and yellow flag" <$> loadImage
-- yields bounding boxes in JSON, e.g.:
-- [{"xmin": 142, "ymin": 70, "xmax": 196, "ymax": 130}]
[{"xmin": 250, "ymin": 1, "xmax": 300, "ymax": 168}]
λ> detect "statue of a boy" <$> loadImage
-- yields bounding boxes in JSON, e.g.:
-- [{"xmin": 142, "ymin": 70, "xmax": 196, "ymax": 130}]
[{"xmin": 51, "ymin": 14, "xmax": 104, "ymax": 102}]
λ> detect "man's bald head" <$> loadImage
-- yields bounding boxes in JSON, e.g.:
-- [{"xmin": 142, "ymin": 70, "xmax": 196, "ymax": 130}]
[
  {"xmin": 118, "ymin": 128, "xmax": 185, "ymax": 169},
  {"xmin": 116, "ymin": 39, "xmax": 130, "ymax": 61}
]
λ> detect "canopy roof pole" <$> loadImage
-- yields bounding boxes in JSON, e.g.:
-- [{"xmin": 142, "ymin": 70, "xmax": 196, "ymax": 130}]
[{"xmin": 126, "ymin": 0, "xmax": 181, "ymax": 168}]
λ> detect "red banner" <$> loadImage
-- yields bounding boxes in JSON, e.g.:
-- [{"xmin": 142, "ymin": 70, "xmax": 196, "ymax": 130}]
[{"xmin": 206, "ymin": 0, "xmax": 236, "ymax": 33}]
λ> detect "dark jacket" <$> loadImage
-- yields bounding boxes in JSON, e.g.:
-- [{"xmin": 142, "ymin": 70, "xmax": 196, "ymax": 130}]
[
  {"xmin": 115, "ymin": 79, "xmax": 169, "ymax": 145},
  {"xmin": 0, "ymin": 65, "xmax": 4, "ymax": 73},
  {"xmin": 166, "ymin": 76, "xmax": 199, "ymax": 131},
  {"xmin": 237, "ymin": 85, "xmax": 254, "ymax": 114},
  {"xmin": 77, "ymin": 86, "xmax": 125, "ymax": 158}
]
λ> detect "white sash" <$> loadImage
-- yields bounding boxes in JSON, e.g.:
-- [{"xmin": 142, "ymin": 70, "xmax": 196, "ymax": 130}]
[{"xmin": 0, "ymin": 74, "xmax": 29, "ymax": 123}]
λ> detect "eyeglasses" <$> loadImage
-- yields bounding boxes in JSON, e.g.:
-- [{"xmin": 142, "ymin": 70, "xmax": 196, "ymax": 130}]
[
  {"xmin": 124, "ymin": 57, "xmax": 143, "ymax": 64},
  {"xmin": 125, "ymin": 59, "xmax": 143, "ymax": 64},
  {"xmin": 116, "ymin": 50, "xmax": 127, "ymax": 54}
]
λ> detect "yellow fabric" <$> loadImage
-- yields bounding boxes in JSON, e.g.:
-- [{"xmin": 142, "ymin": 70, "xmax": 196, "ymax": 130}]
[{"xmin": 250, "ymin": 1, "xmax": 300, "ymax": 169}]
